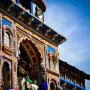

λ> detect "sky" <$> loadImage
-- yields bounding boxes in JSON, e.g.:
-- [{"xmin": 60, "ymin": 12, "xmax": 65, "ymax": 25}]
[{"xmin": 44, "ymin": 0, "xmax": 90, "ymax": 89}]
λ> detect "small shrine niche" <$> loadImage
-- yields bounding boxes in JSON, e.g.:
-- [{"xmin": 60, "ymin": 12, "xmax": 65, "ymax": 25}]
[{"xmin": 48, "ymin": 52, "xmax": 58, "ymax": 70}]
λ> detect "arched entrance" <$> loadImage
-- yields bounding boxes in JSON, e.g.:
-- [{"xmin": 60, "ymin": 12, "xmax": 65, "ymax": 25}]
[
  {"xmin": 50, "ymin": 80, "xmax": 57, "ymax": 90},
  {"xmin": 2, "ymin": 62, "xmax": 11, "ymax": 89},
  {"xmin": 17, "ymin": 38, "xmax": 43, "ymax": 87}
]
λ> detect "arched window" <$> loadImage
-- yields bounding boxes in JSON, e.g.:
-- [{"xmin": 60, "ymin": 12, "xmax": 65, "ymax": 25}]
[{"xmin": 4, "ymin": 31, "xmax": 10, "ymax": 47}]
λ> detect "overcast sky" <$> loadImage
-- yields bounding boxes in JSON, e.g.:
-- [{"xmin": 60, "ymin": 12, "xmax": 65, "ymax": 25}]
[{"xmin": 44, "ymin": 0, "xmax": 90, "ymax": 89}]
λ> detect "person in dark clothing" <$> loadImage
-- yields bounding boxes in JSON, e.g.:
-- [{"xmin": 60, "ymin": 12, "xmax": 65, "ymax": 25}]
[{"xmin": 39, "ymin": 76, "xmax": 48, "ymax": 90}]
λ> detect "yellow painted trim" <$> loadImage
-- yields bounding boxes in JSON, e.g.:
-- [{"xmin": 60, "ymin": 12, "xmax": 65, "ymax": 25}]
[
  {"xmin": 3, "ymin": 16, "xmax": 58, "ymax": 50},
  {"xmin": 3, "ymin": 15, "xmax": 12, "ymax": 22},
  {"xmin": 16, "ymin": 23, "xmax": 24, "ymax": 30},
  {"xmin": 15, "ymin": 23, "xmax": 57, "ymax": 51}
]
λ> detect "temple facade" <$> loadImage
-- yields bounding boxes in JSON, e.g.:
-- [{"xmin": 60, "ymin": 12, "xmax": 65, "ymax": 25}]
[
  {"xmin": 59, "ymin": 60, "xmax": 90, "ymax": 90},
  {"xmin": 0, "ymin": 0, "xmax": 66, "ymax": 90}
]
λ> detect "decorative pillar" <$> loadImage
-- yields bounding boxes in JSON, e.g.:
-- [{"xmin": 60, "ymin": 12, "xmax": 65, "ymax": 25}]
[
  {"xmin": 0, "ymin": 13, "xmax": 2, "ymax": 50},
  {"xmin": 12, "ymin": 24, "xmax": 19, "ymax": 89},
  {"xmin": 50, "ymin": 59, "xmax": 54, "ymax": 69},
  {"xmin": 0, "ymin": 66, "xmax": 2, "ymax": 89},
  {"xmin": 0, "ymin": 13, "xmax": 2, "ymax": 89}
]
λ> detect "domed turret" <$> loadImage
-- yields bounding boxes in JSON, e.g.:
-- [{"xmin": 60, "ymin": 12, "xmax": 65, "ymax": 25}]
[
  {"xmin": 19, "ymin": 0, "xmax": 46, "ymax": 21},
  {"xmin": 33, "ymin": 0, "xmax": 46, "ymax": 12}
]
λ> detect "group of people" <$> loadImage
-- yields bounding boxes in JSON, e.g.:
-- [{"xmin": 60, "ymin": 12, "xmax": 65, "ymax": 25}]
[
  {"xmin": 24, "ymin": 74, "xmax": 48, "ymax": 90},
  {"xmin": 18, "ymin": 58, "xmax": 48, "ymax": 90}
]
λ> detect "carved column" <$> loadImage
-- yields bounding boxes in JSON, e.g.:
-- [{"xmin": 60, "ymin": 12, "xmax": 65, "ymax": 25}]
[
  {"xmin": 0, "ymin": 13, "xmax": 2, "ymax": 89},
  {"xmin": 0, "ymin": 13, "xmax": 2, "ymax": 50},
  {"xmin": 0, "ymin": 67, "xmax": 2, "ymax": 88},
  {"xmin": 50, "ymin": 59, "xmax": 53, "ymax": 69},
  {"xmin": 44, "ymin": 44, "xmax": 46, "ymax": 68},
  {"xmin": 45, "ymin": 45, "xmax": 49, "ymax": 69},
  {"xmin": 13, "ymin": 62, "xmax": 18, "ymax": 89},
  {"xmin": 12, "ymin": 23, "xmax": 19, "ymax": 89}
]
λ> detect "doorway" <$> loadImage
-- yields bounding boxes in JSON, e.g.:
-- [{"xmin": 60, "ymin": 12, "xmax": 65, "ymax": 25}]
[
  {"xmin": 50, "ymin": 80, "xmax": 57, "ymax": 90},
  {"xmin": 2, "ymin": 62, "xmax": 10, "ymax": 89},
  {"xmin": 17, "ymin": 39, "xmax": 42, "ymax": 86}
]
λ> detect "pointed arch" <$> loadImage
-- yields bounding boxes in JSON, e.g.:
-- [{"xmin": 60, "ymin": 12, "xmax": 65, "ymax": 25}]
[
  {"xmin": 20, "ymin": 38, "xmax": 43, "ymax": 65},
  {"xmin": 18, "ymin": 38, "xmax": 43, "ymax": 85},
  {"xmin": 2, "ymin": 25, "xmax": 13, "ymax": 48},
  {"xmin": 2, "ymin": 25, "xmax": 13, "ymax": 37},
  {"xmin": 50, "ymin": 79, "xmax": 57, "ymax": 90}
]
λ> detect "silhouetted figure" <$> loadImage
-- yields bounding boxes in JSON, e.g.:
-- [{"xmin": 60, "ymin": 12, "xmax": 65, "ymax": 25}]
[
  {"xmin": 25, "ymin": 73, "xmax": 32, "ymax": 90},
  {"xmin": 39, "ymin": 76, "xmax": 48, "ymax": 90},
  {"xmin": 18, "ymin": 60, "xmax": 27, "ymax": 90}
]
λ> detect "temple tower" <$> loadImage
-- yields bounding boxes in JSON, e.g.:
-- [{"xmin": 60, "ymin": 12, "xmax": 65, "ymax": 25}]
[{"xmin": 0, "ymin": 0, "xmax": 66, "ymax": 90}]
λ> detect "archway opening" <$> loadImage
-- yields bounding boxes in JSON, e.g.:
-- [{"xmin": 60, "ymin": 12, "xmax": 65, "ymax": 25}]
[
  {"xmin": 50, "ymin": 80, "xmax": 57, "ymax": 90},
  {"xmin": 2, "ymin": 62, "xmax": 10, "ymax": 89},
  {"xmin": 17, "ymin": 39, "xmax": 43, "ymax": 88},
  {"xmin": 50, "ymin": 82, "xmax": 55, "ymax": 90}
]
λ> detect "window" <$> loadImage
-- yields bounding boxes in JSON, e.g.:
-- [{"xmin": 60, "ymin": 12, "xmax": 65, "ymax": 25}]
[{"xmin": 4, "ymin": 32, "xmax": 10, "ymax": 47}]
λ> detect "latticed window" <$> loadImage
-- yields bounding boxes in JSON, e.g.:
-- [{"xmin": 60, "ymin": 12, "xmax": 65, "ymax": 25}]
[{"xmin": 4, "ymin": 32, "xmax": 10, "ymax": 47}]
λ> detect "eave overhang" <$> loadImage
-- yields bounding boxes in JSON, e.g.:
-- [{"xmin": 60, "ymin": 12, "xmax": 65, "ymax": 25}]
[{"xmin": 0, "ymin": 0, "xmax": 66, "ymax": 46}]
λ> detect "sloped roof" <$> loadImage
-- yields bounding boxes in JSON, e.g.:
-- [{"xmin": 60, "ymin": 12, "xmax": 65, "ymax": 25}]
[
  {"xmin": 0, "ymin": 0, "xmax": 66, "ymax": 46},
  {"xmin": 59, "ymin": 59, "xmax": 90, "ymax": 80}
]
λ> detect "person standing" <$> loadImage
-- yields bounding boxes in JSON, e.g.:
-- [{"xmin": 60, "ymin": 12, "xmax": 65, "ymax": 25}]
[
  {"xmin": 31, "ymin": 80, "xmax": 39, "ymax": 90},
  {"xmin": 39, "ymin": 76, "xmax": 48, "ymax": 90},
  {"xmin": 25, "ymin": 73, "xmax": 33, "ymax": 90},
  {"xmin": 17, "ymin": 60, "xmax": 27, "ymax": 90}
]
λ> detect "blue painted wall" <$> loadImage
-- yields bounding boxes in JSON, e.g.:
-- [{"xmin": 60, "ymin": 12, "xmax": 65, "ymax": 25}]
[
  {"xmin": 2, "ymin": 18, "xmax": 12, "ymax": 28},
  {"xmin": 47, "ymin": 46, "xmax": 55, "ymax": 54}
]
